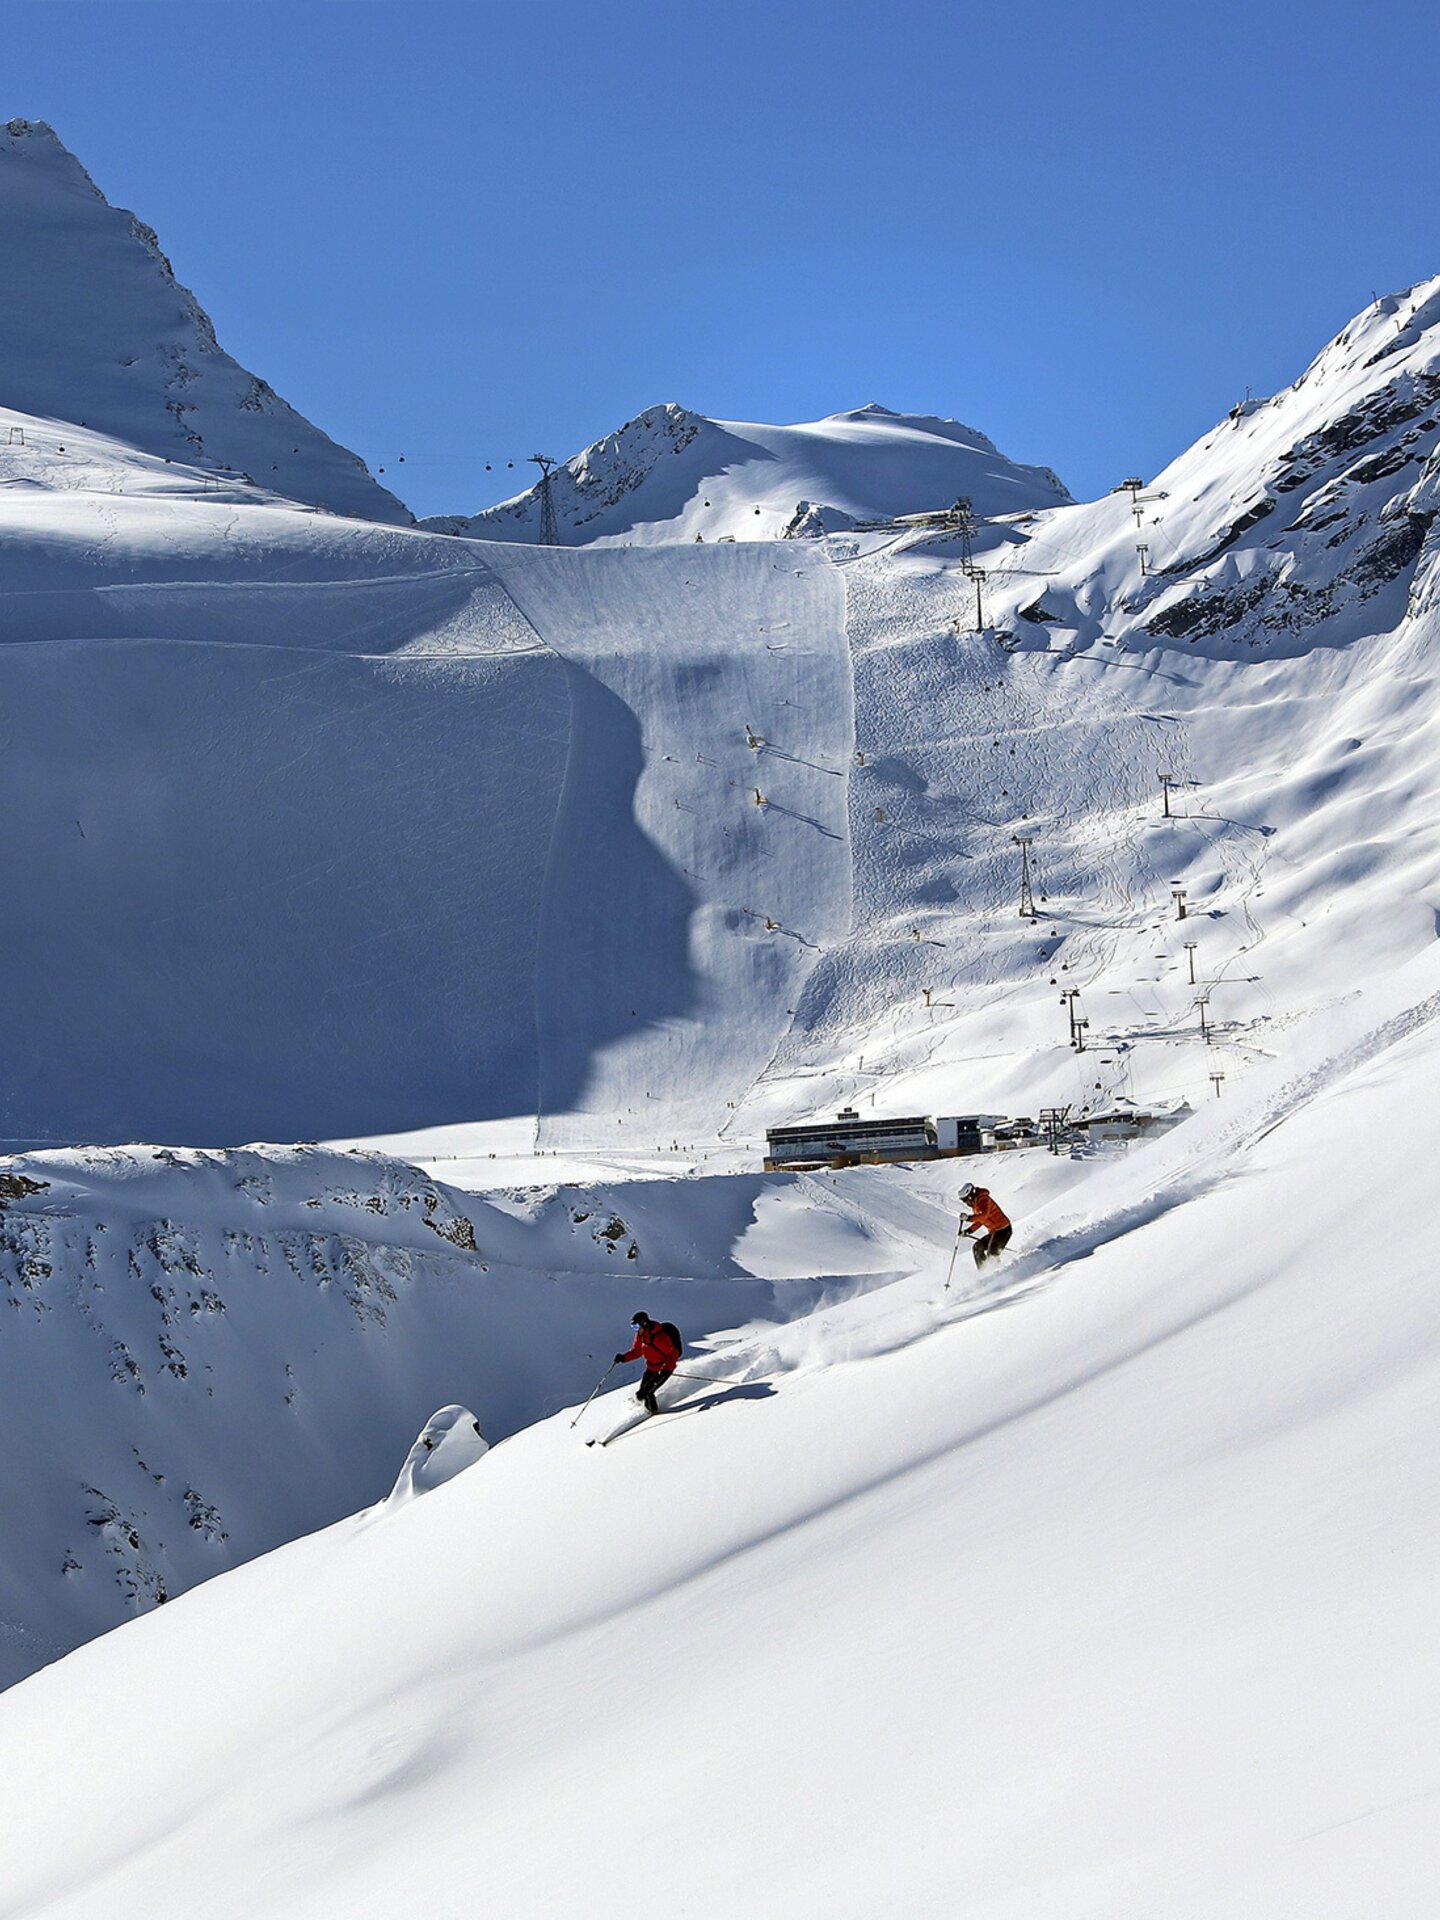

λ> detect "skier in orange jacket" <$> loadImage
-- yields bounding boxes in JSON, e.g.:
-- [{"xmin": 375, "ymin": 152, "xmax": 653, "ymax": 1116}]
[{"xmin": 959, "ymin": 1182, "xmax": 1012, "ymax": 1267}]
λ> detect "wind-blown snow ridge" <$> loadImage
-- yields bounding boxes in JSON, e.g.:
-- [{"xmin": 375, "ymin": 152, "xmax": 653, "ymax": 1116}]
[{"xmin": 384, "ymin": 1406, "xmax": 489, "ymax": 1506}]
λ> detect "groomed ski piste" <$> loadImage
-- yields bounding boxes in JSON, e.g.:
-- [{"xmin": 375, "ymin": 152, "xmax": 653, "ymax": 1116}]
[{"xmin": 1, "ymin": 121, "xmax": 1439, "ymax": 1916}]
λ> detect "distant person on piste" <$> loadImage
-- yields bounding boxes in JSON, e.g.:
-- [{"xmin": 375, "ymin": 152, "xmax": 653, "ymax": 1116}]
[
  {"xmin": 959, "ymin": 1182, "xmax": 1011, "ymax": 1267},
  {"xmin": 614, "ymin": 1311, "xmax": 683, "ymax": 1415}
]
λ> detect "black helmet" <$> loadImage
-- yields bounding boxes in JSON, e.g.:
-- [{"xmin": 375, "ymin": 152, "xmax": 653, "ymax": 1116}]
[{"xmin": 631, "ymin": 1311, "xmax": 651, "ymax": 1327}]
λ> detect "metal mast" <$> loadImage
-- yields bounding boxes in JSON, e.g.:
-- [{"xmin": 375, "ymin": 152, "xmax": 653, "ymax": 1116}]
[
  {"xmin": 530, "ymin": 454, "xmax": 559, "ymax": 546},
  {"xmin": 1014, "ymin": 834, "xmax": 1037, "ymax": 919}
]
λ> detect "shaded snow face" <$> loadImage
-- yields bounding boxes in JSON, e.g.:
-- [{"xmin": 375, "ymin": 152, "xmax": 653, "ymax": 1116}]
[
  {"xmin": 0, "ymin": 521, "xmax": 846, "ymax": 1149},
  {"xmin": 0, "ymin": 120, "xmax": 410, "ymax": 524}
]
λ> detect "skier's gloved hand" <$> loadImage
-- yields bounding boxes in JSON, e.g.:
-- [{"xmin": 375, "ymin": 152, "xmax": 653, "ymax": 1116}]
[{"xmin": 613, "ymin": 1353, "xmax": 626, "ymax": 1365}]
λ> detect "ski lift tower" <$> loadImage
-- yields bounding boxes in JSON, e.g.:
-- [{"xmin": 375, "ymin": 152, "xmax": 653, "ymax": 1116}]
[
  {"xmin": 952, "ymin": 496, "xmax": 976, "ymax": 569},
  {"xmin": 530, "ymin": 454, "xmax": 560, "ymax": 546},
  {"xmin": 1113, "ymin": 476, "xmax": 1161, "ymax": 528},
  {"xmin": 952, "ymin": 496, "xmax": 989, "ymax": 630},
  {"xmin": 1013, "ymin": 834, "xmax": 1037, "ymax": 919}
]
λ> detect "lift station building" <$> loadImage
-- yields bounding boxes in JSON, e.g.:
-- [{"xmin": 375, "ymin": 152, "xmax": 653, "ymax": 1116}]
[{"xmin": 763, "ymin": 1107, "xmax": 1005, "ymax": 1172}]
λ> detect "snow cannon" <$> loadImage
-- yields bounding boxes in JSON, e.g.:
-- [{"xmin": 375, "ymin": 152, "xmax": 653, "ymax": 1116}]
[{"xmin": 385, "ymin": 1405, "xmax": 489, "ymax": 1508}]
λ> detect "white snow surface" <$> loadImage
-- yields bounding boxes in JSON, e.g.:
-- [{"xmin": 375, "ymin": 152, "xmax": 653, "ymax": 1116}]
[
  {"xmin": 0, "ymin": 121, "xmax": 409, "ymax": 525},
  {"xmin": 0, "ymin": 145, "xmax": 1438, "ymax": 1913},
  {"xmin": 1, "ymin": 951, "xmax": 1438, "ymax": 1917},
  {"xmin": 422, "ymin": 399, "xmax": 1071, "ymax": 545},
  {"xmin": 384, "ymin": 1405, "xmax": 488, "ymax": 1505}
]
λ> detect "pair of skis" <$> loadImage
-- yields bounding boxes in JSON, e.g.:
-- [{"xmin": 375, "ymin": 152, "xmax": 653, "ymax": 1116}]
[
  {"xmin": 579, "ymin": 1365, "xmax": 743, "ymax": 1447},
  {"xmin": 585, "ymin": 1403, "xmax": 659, "ymax": 1448},
  {"xmin": 586, "ymin": 1382, "xmax": 713, "ymax": 1446}
]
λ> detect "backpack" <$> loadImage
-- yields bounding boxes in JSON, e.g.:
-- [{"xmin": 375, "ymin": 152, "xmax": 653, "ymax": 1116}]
[{"xmin": 658, "ymin": 1320, "xmax": 684, "ymax": 1359}]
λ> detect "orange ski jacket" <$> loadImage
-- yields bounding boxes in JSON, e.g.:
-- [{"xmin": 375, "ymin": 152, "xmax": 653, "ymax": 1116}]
[{"xmin": 965, "ymin": 1189, "xmax": 1010, "ymax": 1235}]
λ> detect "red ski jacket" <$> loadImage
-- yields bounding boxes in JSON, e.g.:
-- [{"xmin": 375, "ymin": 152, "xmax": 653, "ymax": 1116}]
[
  {"xmin": 620, "ymin": 1323, "xmax": 680, "ymax": 1372},
  {"xmin": 965, "ymin": 1189, "xmax": 1010, "ymax": 1235}
]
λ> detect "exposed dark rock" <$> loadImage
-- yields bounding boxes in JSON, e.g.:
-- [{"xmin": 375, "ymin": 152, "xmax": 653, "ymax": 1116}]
[
  {"xmin": 0, "ymin": 1173, "xmax": 48, "ymax": 1202},
  {"xmin": 1018, "ymin": 597, "xmax": 1058, "ymax": 623},
  {"xmin": 1275, "ymin": 371, "xmax": 1440, "ymax": 493},
  {"xmin": 1163, "ymin": 497, "xmax": 1275, "ymax": 575},
  {"xmin": 1346, "ymin": 442, "xmax": 1419, "ymax": 487},
  {"xmin": 1347, "ymin": 511, "xmax": 1436, "ymax": 592},
  {"xmin": 421, "ymin": 1190, "xmax": 478, "ymax": 1251},
  {"xmin": 1145, "ymin": 576, "xmax": 1271, "ymax": 641}
]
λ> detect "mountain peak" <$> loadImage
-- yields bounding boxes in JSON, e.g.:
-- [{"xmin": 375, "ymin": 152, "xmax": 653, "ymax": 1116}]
[
  {"xmin": 4, "ymin": 117, "xmax": 65, "ymax": 147},
  {"xmin": 0, "ymin": 122, "xmax": 411, "ymax": 524},
  {"xmin": 424, "ymin": 402, "xmax": 1070, "ymax": 546}
]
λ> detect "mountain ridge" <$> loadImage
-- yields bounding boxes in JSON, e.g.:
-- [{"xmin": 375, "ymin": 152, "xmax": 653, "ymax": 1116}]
[
  {"xmin": 0, "ymin": 119, "xmax": 411, "ymax": 525},
  {"xmin": 421, "ymin": 398, "xmax": 1071, "ymax": 545}
]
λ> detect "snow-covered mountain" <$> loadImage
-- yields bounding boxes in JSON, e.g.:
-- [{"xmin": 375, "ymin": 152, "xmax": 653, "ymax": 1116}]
[
  {"xmin": 0, "ymin": 120, "xmax": 410, "ymax": 524},
  {"xmin": 12, "ymin": 275, "xmax": 1440, "ymax": 1156},
  {"xmin": 992, "ymin": 276, "xmax": 1440, "ymax": 661},
  {"xmin": 0, "ymin": 123, "xmax": 1439, "ymax": 1913},
  {"xmin": 422, "ymin": 399, "xmax": 1070, "ymax": 544}
]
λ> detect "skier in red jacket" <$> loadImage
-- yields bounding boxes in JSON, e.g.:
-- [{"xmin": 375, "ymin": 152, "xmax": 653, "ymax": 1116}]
[
  {"xmin": 615, "ymin": 1312, "xmax": 682, "ymax": 1415},
  {"xmin": 959, "ymin": 1182, "xmax": 1012, "ymax": 1267}
]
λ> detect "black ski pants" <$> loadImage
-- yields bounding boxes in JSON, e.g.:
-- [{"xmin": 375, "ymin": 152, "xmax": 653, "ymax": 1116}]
[
  {"xmin": 973, "ymin": 1225, "xmax": 1013, "ymax": 1267},
  {"xmin": 636, "ymin": 1366, "xmax": 675, "ymax": 1412}
]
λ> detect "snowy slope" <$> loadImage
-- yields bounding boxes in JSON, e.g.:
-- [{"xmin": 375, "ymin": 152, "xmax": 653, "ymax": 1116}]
[
  {"xmin": 0, "ymin": 496, "xmax": 564, "ymax": 1146},
  {"xmin": 0, "ymin": 478, "xmax": 858, "ymax": 1148},
  {"xmin": 0, "ymin": 146, "xmax": 1436, "ymax": 1915},
  {"xmin": 0, "ymin": 1142, "xmax": 895, "ymax": 1687},
  {"xmin": 0, "ymin": 948, "xmax": 1436, "ymax": 1918},
  {"xmin": 481, "ymin": 540, "xmax": 853, "ymax": 1151},
  {"xmin": 0, "ymin": 121, "xmax": 409, "ymax": 524},
  {"xmin": 422, "ymin": 400, "xmax": 1070, "ymax": 545},
  {"xmin": 720, "ymin": 278, "xmax": 1440, "ymax": 1152},
  {"xmin": 977, "ymin": 274, "xmax": 1440, "ymax": 664}
]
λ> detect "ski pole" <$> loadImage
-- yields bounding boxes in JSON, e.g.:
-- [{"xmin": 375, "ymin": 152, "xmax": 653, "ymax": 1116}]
[
  {"xmin": 943, "ymin": 1220, "xmax": 970, "ymax": 1292},
  {"xmin": 570, "ymin": 1361, "xmax": 618, "ymax": 1428},
  {"xmin": 669, "ymin": 1367, "xmax": 775, "ymax": 1387}
]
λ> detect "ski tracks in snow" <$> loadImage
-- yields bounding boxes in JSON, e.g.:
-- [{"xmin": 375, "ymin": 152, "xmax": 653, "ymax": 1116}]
[{"xmin": 944, "ymin": 968, "xmax": 1440, "ymax": 1334}]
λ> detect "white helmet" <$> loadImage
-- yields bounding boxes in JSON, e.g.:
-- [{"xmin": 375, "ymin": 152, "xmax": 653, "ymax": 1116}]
[{"xmin": 959, "ymin": 1182, "xmax": 977, "ymax": 1201}]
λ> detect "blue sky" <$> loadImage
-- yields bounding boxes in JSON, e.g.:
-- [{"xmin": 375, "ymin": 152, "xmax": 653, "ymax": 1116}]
[{"xmin": 9, "ymin": 0, "xmax": 1440, "ymax": 517}]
